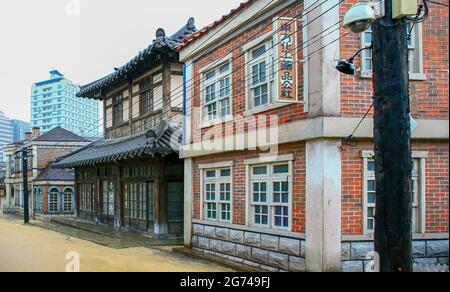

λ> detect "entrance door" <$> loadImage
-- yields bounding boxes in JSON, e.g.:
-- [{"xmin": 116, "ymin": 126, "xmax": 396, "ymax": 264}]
[
  {"xmin": 167, "ymin": 181, "xmax": 183, "ymax": 235},
  {"xmin": 101, "ymin": 180, "xmax": 115, "ymax": 225}
]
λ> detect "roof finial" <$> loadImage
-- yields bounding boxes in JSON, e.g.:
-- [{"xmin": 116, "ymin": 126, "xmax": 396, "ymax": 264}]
[
  {"xmin": 187, "ymin": 17, "xmax": 195, "ymax": 28},
  {"xmin": 156, "ymin": 28, "xmax": 166, "ymax": 38}
]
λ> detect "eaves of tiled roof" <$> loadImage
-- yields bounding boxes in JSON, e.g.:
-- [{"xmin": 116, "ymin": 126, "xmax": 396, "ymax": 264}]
[
  {"xmin": 176, "ymin": 0, "xmax": 255, "ymax": 51},
  {"xmin": 77, "ymin": 18, "xmax": 197, "ymax": 100},
  {"xmin": 53, "ymin": 121, "xmax": 181, "ymax": 169}
]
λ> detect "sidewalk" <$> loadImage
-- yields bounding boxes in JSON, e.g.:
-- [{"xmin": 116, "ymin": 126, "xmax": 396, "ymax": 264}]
[
  {"xmin": 0, "ymin": 213, "xmax": 234, "ymax": 272},
  {"xmin": 25, "ymin": 215, "xmax": 183, "ymax": 249}
]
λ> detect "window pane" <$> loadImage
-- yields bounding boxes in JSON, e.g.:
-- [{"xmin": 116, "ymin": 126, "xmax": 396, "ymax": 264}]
[
  {"xmin": 206, "ymin": 71, "xmax": 215, "ymax": 80},
  {"xmin": 253, "ymin": 166, "xmax": 267, "ymax": 175},
  {"xmin": 219, "ymin": 62, "xmax": 230, "ymax": 74},
  {"xmin": 368, "ymin": 193, "xmax": 376, "ymax": 204},
  {"xmin": 252, "ymin": 45, "xmax": 266, "ymax": 59},
  {"xmin": 206, "ymin": 170, "xmax": 216, "ymax": 178},
  {"xmin": 274, "ymin": 164, "xmax": 289, "ymax": 174},
  {"xmin": 368, "ymin": 180, "xmax": 376, "ymax": 192},
  {"xmin": 368, "ymin": 161, "xmax": 375, "ymax": 171},
  {"xmin": 220, "ymin": 169, "xmax": 231, "ymax": 177}
]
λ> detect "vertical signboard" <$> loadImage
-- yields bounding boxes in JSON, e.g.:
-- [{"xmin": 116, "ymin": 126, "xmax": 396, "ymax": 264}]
[{"xmin": 273, "ymin": 17, "xmax": 299, "ymax": 103}]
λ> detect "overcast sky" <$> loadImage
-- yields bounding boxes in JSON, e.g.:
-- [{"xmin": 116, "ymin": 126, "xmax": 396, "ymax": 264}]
[{"xmin": 0, "ymin": 0, "xmax": 243, "ymax": 121}]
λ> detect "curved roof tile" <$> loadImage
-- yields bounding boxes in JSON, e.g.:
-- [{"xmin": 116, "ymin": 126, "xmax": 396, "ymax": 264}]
[{"xmin": 77, "ymin": 19, "xmax": 197, "ymax": 99}]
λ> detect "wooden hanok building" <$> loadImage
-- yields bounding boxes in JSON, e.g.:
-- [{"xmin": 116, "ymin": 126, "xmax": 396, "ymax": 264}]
[{"xmin": 54, "ymin": 19, "xmax": 197, "ymax": 236}]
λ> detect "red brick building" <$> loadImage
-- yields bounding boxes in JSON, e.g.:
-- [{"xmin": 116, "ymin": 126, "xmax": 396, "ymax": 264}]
[
  {"xmin": 178, "ymin": 0, "xmax": 449, "ymax": 272},
  {"xmin": 2, "ymin": 127, "xmax": 91, "ymax": 217}
]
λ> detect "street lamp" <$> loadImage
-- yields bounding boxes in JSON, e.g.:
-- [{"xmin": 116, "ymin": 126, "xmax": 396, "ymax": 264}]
[{"xmin": 336, "ymin": 46, "xmax": 372, "ymax": 75}]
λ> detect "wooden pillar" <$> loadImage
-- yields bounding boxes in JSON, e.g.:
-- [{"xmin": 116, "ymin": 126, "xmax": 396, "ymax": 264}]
[
  {"xmin": 128, "ymin": 80, "xmax": 133, "ymax": 135},
  {"xmin": 162, "ymin": 62, "xmax": 172, "ymax": 119},
  {"xmin": 115, "ymin": 165, "xmax": 123, "ymax": 229},
  {"xmin": 74, "ymin": 170, "xmax": 79, "ymax": 219},
  {"xmin": 372, "ymin": 0, "xmax": 413, "ymax": 272},
  {"xmin": 154, "ymin": 158, "xmax": 168, "ymax": 235},
  {"xmin": 95, "ymin": 169, "xmax": 101, "ymax": 225}
]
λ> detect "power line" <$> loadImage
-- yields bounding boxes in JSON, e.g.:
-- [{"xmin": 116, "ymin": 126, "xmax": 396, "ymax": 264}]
[
  {"xmin": 68, "ymin": 0, "xmax": 301, "ymax": 138},
  {"xmin": 80, "ymin": 0, "xmax": 345, "ymax": 138},
  {"xmin": 426, "ymin": 0, "xmax": 449, "ymax": 7},
  {"xmin": 82, "ymin": 22, "xmax": 347, "ymax": 139},
  {"xmin": 166, "ymin": 0, "xmax": 322, "ymax": 102}
]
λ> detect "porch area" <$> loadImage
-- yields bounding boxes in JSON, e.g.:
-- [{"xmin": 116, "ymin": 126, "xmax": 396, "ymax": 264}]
[{"xmin": 40, "ymin": 216, "xmax": 183, "ymax": 248}]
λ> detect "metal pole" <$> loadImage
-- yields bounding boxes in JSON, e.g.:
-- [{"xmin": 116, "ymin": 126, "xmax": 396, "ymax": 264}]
[{"xmin": 22, "ymin": 148, "xmax": 30, "ymax": 224}]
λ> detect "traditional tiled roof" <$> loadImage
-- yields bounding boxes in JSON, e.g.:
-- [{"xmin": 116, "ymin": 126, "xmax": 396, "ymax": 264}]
[
  {"xmin": 77, "ymin": 18, "xmax": 197, "ymax": 99},
  {"xmin": 35, "ymin": 163, "xmax": 74, "ymax": 182},
  {"xmin": 33, "ymin": 127, "xmax": 90, "ymax": 143},
  {"xmin": 53, "ymin": 121, "xmax": 182, "ymax": 169},
  {"xmin": 176, "ymin": 0, "xmax": 255, "ymax": 51}
]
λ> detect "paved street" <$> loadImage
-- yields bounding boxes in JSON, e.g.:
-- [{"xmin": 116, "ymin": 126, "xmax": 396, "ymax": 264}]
[{"xmin": 0, "ymin": 214, "xmax": 232, "ymax": 272}]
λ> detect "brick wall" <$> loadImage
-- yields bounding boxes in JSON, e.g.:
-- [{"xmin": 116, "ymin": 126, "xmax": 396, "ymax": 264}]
[
  {"xmin": 191, "ymin": 2, "xmax": 307, "ymax": 145},
  {"xmin": 37, "ymin": 148, "xmax": 73, "ymax": 172},
  {"xmin": 192, "ymin": 142, "xmax": 306, "ymax": 233},
  {"xmin": 340, "ymin": 0, "xmax": 449, "ymax": 119},
  {"xmin": 341, "ymin": 140, "xmax": 449, "ymax": 235}
]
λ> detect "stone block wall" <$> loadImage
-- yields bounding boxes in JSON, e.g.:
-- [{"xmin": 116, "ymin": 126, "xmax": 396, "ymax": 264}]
[
  {"xmin": 191, "ymin": 223, "xmax": 306, "ymax": 272},
  {"xmin": 341, "ymin": 240, "xmax": 449, "ymax": 272}
]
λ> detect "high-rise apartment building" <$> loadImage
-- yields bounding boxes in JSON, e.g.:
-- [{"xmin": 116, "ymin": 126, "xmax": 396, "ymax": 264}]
[
  {"xmin": 10, "ymin": 119, "xmax": 31, "ymax": 143},
  {"xmin": 31, "ymin": 70, "xmax": 100, "ymax": 136},
  {"xmin": 0, "ymin": 111, "xmax": 13, "ymax": 163}
]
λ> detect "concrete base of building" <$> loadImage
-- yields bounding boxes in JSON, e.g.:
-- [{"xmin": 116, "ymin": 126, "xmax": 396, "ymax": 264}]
[
  {"xmin": 341, "ymin": 239, "xmax": 450, "ymax": 272},
  {"xmin": 191, "ymin": 222, "xmax": 306, "ymax": 272},
  {"xmin": 190, "ymin": 223, "xmax": 449, "ymax": 272}
]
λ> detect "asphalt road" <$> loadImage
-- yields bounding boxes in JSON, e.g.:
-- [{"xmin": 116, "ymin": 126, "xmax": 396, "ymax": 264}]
[{"xmin": 0, "ymin": 214, "xmax": 232, "ymax": 272}]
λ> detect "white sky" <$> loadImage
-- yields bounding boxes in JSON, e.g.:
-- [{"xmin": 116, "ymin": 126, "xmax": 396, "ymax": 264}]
[{"xmin": 0, "ymin": 0, "xmax": 244, "ymax": 122}]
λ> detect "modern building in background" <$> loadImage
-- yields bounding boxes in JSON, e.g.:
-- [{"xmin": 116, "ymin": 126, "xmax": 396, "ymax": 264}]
[
  {"xmin": 10, "ymin": 119, "xmax": 31, "ymax": 143},
  {"xmin": 0, "ymin": 111, "xmax": 13, "ymax": 164},
  {"xmin": 31, "ymin": 70, "xmax": 100, "ymax": 137}
]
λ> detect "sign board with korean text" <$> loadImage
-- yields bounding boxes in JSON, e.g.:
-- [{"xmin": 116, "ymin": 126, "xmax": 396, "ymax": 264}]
[{"xmin": 273, "ymin": 17, "xmax": 300, "ymax": 103}]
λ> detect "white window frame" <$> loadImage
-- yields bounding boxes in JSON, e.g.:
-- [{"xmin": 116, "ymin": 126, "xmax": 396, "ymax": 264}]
[
  {"xmin": 245, "ymin": 155, "xmax": 294, "ymax": 231},
  {"xmin": 199, "ymin": 54, "xmax": 233, "ymax": 128},
  {"xmin": 362, "ymin": 151, "xmax": 427, "ymax": 235},
  {"xmin": 63, "ymin": 187, "xmax": 74, "ymax": 213},
  {"xmin": 199, "ymin": 162, "xmax": 233, "ymax": 224},
  {"xmin": 48, "ymin": 188, "xmax": 60, "ymax": 213},
  {"xmin": 360, "ymin": 23, "xmax": 425, "ymax": 80},
  {"xmin": 243, "ymin": 32, "xmax": 277, "ymax": 113}
]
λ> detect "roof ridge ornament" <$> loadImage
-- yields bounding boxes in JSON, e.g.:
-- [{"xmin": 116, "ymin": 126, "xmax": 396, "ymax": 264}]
[
  {"xmin": 156, "ymin": 28, "xmax": 166, "ymax": 38},
  {"xmin": 187, "ymin": 17, "xmax": 195, "ymax": 29}
]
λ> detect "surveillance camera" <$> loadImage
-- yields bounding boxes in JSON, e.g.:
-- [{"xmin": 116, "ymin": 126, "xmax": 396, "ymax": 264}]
[{"xmin": 343, "ymin": 3, "xmax": 378, "ymax": 33}]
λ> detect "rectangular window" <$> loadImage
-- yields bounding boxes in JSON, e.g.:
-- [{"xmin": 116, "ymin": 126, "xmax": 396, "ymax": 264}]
[
  {"xmin": 202, "ymin": 61, "xmax": 232, "ymax": 122},
  {"xmin": 111, "ymin": 93, "xmax": 124, "ymax": 126},
  {"xmin": 363, "ymin": 158, "xmax": 424, "ymax": 234},
  {"xmin": 360, "ymin": 24, "xmax": 423, "ymax": 77},
  {"xmin": 124, "ymin": 182, "xmax": 154, "ymax": 221},
  {"xmin": 140, "ymin": 90, "xmax": 154, "ymax": 115},
  {"xmin": 49, "ymin": 191, "xmax": 59, "ymax": 213},
  {"xmin": 63, "ymin": 191, "xmax": 73, "ymax": 212},
  {"xmin": 249, "ymin": 163, "xmax": 291, "ymax": 230},
  {"xmin": 247, "ymin": 40, "xmax": 275, "ymax": 109},
  {"xmin": 203, "ymin": 168, "xmax": 232, "ymax": 223}
]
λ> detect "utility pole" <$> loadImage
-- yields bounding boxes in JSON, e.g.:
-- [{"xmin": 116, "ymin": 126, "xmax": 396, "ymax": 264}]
[
  {"xmin": 22, "ymin": 148, "xmax": 30, "ymax": 224},
  {"xmin": 372, "ymin": 0, "xmax": 413, "ymax": 272}
]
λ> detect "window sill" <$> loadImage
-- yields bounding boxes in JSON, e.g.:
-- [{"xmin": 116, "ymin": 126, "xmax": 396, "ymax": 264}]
[
  {"xmin": 200, "ymin": 115, "xmax": 234, "ymax": 129},
  {"xmin": 243, "ymin": 103, "xmax": 290, "ymax": 117},
  {"xmin": 360, "ymin": 71, "xmax": 427, "ymax": 81}
]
